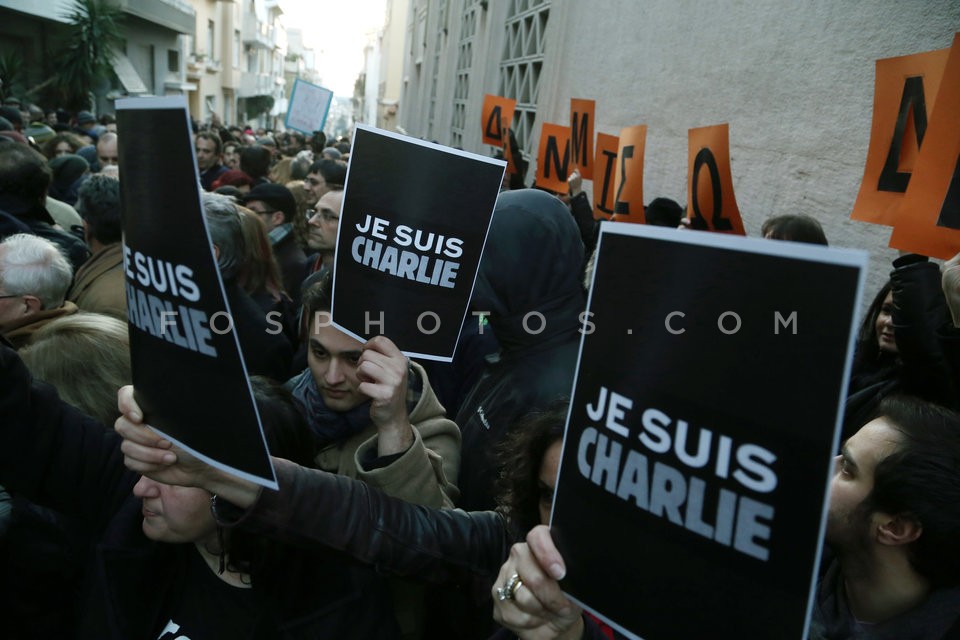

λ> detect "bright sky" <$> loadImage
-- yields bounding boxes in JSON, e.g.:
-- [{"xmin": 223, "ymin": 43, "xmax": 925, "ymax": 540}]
[{"xmin": 280, "ymin": 0, "xmax": 388, "ymax": 97}]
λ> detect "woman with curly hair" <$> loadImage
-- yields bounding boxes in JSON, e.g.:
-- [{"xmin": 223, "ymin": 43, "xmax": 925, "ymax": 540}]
[
  {"xmin": 41, "ymin": 132, "xmax": 85, "ymax": 160},
  {"xmin": 495, "ymin": 401, "xmax": 567, "ymax": 536}
]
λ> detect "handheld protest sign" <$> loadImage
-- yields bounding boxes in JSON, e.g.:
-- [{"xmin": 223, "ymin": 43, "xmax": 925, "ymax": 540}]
[
  {"xmin": 285, "ymin": 78, "xmax": 334, "ymax": 135},
  {"xmin": 889, "ymin": 34, "xmax": 960, "ymax": 259},
  {"xmin": 550, "ymin": 224, "xmax": 866, "ymax": 639},
  {"xmin": 851, "ymin": 48, "xmax": 949, "ymax": 227},
  {"xmin": 481, "ymin": 94, "xmax": 516, "ymax": 146},
  {"xmin": 536, "ymin": 123, "xmax": 572, "ymax": 194},
  {"xmin": 502, "ymin": 128, "xmax": 519, "ymax": 175},
  {"xmin": 610, "ymin": 125, "xmax": 646, "ymax": 223},
  {"xmin": 686, "ymin": 123, "xmax": 746, "ymax": 235},
  {"xmin": 117, "ymin": 97, "xmax": 276, "ymax": 489},
  {"xmin": 570, "ymin": 98, "xmax": 596, "ymax": 180},
  {"xmin": 331, "ymin": 124, "xmax": 505, "ymax": 361},
  {"xmin": 593, "ymin": 132, "xmax": 619, "ymax": 220}
]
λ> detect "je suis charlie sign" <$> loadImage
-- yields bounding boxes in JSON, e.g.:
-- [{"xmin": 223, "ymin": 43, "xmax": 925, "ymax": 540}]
[
  {"xmin": 551, "ymin": 223, "xmax": 867, "ymax": 639},
  {"xmin": 331, "ymin": 125, "xmax": 505, "ymax": 361},
  {"xmin": 117, "ymin": 96, "xmax": 276, "ymax": 489}
]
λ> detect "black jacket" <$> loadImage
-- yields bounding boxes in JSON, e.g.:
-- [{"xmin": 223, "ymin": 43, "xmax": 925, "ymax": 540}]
[
  {"xmin": 456, "ymin": 189, "xmax": 586, "ymax": 512},
  {"xmin": 845, "ymin": 255, "xmax": 960, "ymax": 437}
]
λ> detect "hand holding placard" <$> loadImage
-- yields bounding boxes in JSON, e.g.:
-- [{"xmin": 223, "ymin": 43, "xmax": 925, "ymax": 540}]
[
  {"xmin": 943, "ymin": 252, "xmax": 960, "ymax": 327},
  {"xmin": 357, "ymin": 335, "xmax": 415, "ymax": 457},
  {"xmin": 492, "ymin": 526, "xmax": 585, "ymax": 640}
]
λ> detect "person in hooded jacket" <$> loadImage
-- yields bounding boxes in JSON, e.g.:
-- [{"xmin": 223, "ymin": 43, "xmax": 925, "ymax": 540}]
[
  {"xmin": 455, "ymin": 188, "xmax": 585, "ymax": 513},
  {"xmin": 843, "ymin": 254, "xmax": 960, "ymax": 438}
]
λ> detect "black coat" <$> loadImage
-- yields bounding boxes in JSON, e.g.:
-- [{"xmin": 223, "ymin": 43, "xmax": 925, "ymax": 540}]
[
  {"xmin": 456, "ymin": 190, "xmax": 586, "ymax": 512},
  {"xmin": 844, "ymin": 255, "xmax": 960, "ymax": 437}
]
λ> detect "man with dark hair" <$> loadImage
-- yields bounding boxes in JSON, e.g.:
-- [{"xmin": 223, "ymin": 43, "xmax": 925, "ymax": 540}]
[
  {"xmin": 195, "ymin": 131, "xmax": 228, "ymax": 191},
  {"xmin": 67, "ymin": 174, "xmax": 125, "ymax": 319},
  {"xmin": 241, "ymin": 183, "xmax": 308, "ymax": 303},
  {"xmin": 811, "ymin": 395, "xmax": 960, "ymax": 638},
  {"xmin": 302, "ymin": 158, "xmax": 346, "ymax": 208},
  {"xmin": 240, "ymin": 145, "xmax": 272, "ymax": 185},
  {"xmin": 646, "ymin": 197, "xmax": 684, "ymax": 228},
  {"xmin": 761, "ymin": 214, "xmax": 829, "ymax": 246},
  {"xmin": 0, "ymin": 143, "xmax": 89, "ymax": 270},
  {"xmin": 305, "ymin": 188, "xmax": 344, "ymax": 274}
]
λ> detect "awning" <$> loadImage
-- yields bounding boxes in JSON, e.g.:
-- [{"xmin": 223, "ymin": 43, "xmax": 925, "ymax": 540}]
[{"xmin": 112, "ymin": 53, "xmax": 150, "ymax": 94}]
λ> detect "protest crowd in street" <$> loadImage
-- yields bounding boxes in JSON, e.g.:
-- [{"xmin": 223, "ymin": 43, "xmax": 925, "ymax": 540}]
[{"xmin": 0, "ymin": 96, "xmax": 959, "ymax": 640}]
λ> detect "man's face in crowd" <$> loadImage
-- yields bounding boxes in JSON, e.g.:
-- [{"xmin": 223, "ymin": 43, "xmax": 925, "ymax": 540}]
[
  {"xmin": 223, "ymin": 144, "xmax": 240, "ymax": 170},
  {"xmin": 306, "ymin": 190, "xmax": 343, "ymax": 252},
  {"xmin": 307, "ymin": 321, "xmax": 367, "ymax": 412},
  {"xmin": 97, "ymin": 138, "xmax": 118, "ymax": 168},
  {"xmin": 245, "ymin": 199, "xmax": 283, "ymax": 232},
  {"xmin": 303, "ymin": 171, "xmax": 330, "ymax": 206},
  {"xmin": 195, "ymin": 136, "xmax": 219, "ymax": 171},
  {"xmin": 0, "ymin": 254, "xmax": 35, "ymax": 333},
  {"xmin": 825, "ymin": 417, "xmax": 901, "ymax": 551}
]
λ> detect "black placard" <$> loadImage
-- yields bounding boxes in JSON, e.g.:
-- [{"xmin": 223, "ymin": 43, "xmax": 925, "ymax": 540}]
[
  {"xmin": 551, "ymin": 224, "xmax": 866, "ymax": 639},
  {"xmin": 331, "ymin": 125, "xmax": 505, "ymax": 361},
  {"xmin": 117, "ymin": 97, "xmax": 275, "ymax": 489}
]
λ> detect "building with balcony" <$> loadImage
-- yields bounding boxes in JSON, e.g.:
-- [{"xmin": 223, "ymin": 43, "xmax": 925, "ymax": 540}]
[
  {"xmin": 237, "ymin": 0, "xmax": 285, "ymax": 129},
  {"xmin": 185, "ymin": 0, "xmax": 240, "ymax": 126},
  {"xmin": 0, "ymin": 0, "xmax": 195, "ymax": 114}
]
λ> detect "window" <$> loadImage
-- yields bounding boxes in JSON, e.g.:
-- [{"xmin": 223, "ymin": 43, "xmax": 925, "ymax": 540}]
[
  {"xmin": 207, "ymin": 20, "xmax": 215, "ymax": 57},
  {"xmin": 449, "ymin": 0, "xmax": 480, "ymax": 147},
  {"xmin": 497, "ymin": 0, "xmax": 550, "ymax": 154},
  {"xmin": 167, "ymin": 49, "xmax": 180, "ymax": 73},
  {"xmin": 233, "ymin": 30, "xmax": 241, "ymax": 68}
]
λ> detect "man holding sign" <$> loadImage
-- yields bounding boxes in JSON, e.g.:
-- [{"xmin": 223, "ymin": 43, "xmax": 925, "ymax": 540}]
[{"xmin": 287, "ymin": 272, "xmax": 460, "ymax": 509}]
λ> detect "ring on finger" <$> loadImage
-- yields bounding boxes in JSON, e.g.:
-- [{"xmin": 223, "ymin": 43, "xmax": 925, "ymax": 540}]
[{"xmin": 496, "ymin": 572, "xmax": 523, "ymax": 601}]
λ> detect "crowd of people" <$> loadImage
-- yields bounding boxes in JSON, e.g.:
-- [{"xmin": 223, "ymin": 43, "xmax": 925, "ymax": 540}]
[{"xmin": 0, "ymin": 99, "xmax": 959, "ymax": 639}]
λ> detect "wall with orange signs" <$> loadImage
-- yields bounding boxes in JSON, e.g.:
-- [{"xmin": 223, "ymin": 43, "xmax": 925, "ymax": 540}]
[{"xmin": 397, "ymin": 1, "xmax": 960, "ymax": 300}]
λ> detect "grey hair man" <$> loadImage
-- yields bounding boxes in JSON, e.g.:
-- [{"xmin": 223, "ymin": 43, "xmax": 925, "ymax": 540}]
[{"xmin": 0, "ymin": 233, "xmax": 76, "ymax": 348}]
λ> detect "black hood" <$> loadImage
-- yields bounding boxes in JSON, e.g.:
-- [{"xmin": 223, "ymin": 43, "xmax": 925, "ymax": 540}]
[{"xmin": 472, "ymin": 189, "xmax": 585, "ymax": 351}]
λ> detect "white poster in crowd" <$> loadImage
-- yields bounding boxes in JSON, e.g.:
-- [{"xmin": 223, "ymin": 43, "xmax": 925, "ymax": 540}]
[{"xmin": 285, "ymin": 78, "xmax": 334, "ymax": 135}]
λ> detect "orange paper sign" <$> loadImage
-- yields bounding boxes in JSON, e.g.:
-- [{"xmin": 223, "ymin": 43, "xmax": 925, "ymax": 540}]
[
  {"xmin": 502, "ymin": 128, "xmax": 518, "ymax": 175},
  {"xmin": 481, "ymin": 95, "xmax": 517, "ymax": 146},
  {"xmin": 571, "ymin": 98, "xmax": 596, "ymax": 180},
  {"xmin": 593, "ymin": 132, "xmax": 619, "ymax": 220},
  {"xmin": 686, "ymin": 124, "xmax": 745, "ymax": 235},
  {"xmin": 536, "ymin": 123, "xmax": 572, "ymax": 194},
  {"xmin": 851, "ymin": 48, "xmax": 949, "ymax": 226},
  {"xmin": 889, "ymin": 34, "xmax": 960, "ymax": 259},
  {"xmin": 610, "ymin": 125, "xmax": 646, "ymax": 224}
]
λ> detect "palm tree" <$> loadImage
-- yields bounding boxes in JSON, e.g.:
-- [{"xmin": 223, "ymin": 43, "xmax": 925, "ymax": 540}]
[{"xmin": 26, "ymin": 0, "xmax": 123, "ymax": 111}]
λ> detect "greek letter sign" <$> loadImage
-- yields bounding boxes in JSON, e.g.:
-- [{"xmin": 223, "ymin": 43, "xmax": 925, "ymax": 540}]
[
  {"xmin": 551, "ymin": 223, "xmax": 867, "ymax": 639},
  {"xmin": 889, "ymin": 33, "xmax": 960, "ymax": 259},
  {"xmin": 331, "ymin": 125, "xmax": 505, "ymax": 361},
  {"xmin": 117, "ymin": 96, "xmax": 276, "ymax": 489}
]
